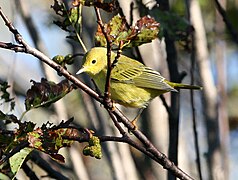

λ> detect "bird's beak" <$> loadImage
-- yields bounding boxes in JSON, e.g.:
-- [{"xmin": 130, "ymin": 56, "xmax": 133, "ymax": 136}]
[{"xmin": 76, "ymin": 67, "xmax": 85, "ymax": 75}]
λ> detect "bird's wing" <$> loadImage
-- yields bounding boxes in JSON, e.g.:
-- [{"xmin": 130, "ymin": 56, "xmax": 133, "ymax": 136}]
[{"xmin": 111, "ymin": 59, "xmax": 175, "ymax": 91}]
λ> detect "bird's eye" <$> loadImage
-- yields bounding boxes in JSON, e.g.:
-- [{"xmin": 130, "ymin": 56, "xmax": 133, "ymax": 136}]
[{"xmin": 92, "ymin": 59, "xmax": 97, "ymax": 64}]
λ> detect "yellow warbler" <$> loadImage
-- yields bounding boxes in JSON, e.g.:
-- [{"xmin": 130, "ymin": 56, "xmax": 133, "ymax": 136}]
[{"xmin": 77, "ymin": 47, "xmax": 201, "ymax": 108}]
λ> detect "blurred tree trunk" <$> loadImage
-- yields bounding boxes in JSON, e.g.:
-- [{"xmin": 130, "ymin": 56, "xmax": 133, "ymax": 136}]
[
  {"xmin": 156, "ymin": 1, "xmax": 181, "ymax": 180},
  {"xmin": 215, "ymin": 0, "xmax": 230, "ymax": 178},
  {"xmin": 189, "ymin": 0, "xmax": 224, "ymax": 179},
  {"xmin": 164, "ymin": 34, "xmax": 180, "ymax": 180},
  {"xmin": 143, "ymin": 40, "xmax": 169, "ymax": 180}
]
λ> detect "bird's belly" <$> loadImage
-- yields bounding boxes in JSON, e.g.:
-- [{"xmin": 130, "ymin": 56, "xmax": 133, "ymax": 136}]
[{"xmin": 110, "ymin": 82, "xmax": 157, "ymax": 108}]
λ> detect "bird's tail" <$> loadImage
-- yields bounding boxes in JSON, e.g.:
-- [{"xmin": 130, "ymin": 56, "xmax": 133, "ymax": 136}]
[{"xmin": 165, "ymin": 80, "xmax": 202, "ymax": 90}]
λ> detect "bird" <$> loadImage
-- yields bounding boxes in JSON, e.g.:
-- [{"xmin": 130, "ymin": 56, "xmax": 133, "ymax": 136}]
[{"xmin": 76, "ymin": 47, "xmax": 201, "ymax": 124}]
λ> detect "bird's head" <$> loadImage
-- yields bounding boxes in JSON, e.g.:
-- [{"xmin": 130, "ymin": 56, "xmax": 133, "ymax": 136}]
[{"xmin": 76, "ymin": 47, "xmax": 108, "ymax": 76}]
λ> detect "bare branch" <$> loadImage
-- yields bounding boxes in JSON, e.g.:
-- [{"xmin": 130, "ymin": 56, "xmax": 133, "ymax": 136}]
[
  {"xmin": 0, "ymin": 41, "xmax": 25, "ymax": 52},
  {"xmin": 31, "ymin": 152, "xmax": 69, "ymax": 180},
  {"xmin": 0, "ymin": 141, "xmax": 29, "ymax": 166},
  {"xmin": 22, "ymin": 162, "xmax": 39, "ymax": 180},
  {"xmin": 214, "ymin": 0, "xmax": 238, "ymax": 45}
]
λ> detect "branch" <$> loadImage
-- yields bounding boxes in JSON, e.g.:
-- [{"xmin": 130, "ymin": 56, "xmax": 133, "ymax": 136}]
[
  {"xmin": 214, "ymin": 0, "xmax": 238, "ymax": 45},
  {"xmin": 0, "ymin": 6, "xmax": 101, "ymax": 102},
  {"xmin": 22, "ymin": 162, "xmax": 39, "ymax": 180},
  {"xmin": 0, "ymin": 42, "xmax": 25, "ymax": 52},
  {"xmin": 64, "ymin": 134, "xmax": 168, "ymax": 166},
  {"xmin": 94, "ymin": 9, "xmax": 123, "ymax": 107},
  {"xmin": 159, "ymin": 94, "xmax": 172, "ymax": 115},
  {"xmin": 0, "ymin": 6, "xmax": 193, "ymax": 180},
  {"xmin": 94, "ymin": 7, "xmax": 112, "ymax": 105},
  {"xmin": 30, "ymin": 151, "xmax": 69, "ymax": 180},
  {"xmin": 112, "ymin": 108, "xmax": 193, "ymax": 180},
  {"xmin": 0, "ymin": 141, "xmax": 29, "ymax": 166},
  {"xmin": 107, "ymin": 109, "xmax": 127, "ymax": 136}
]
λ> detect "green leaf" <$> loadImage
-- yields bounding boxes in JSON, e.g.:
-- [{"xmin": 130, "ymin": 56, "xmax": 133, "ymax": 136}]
[
  {"xmin": 9, "ymin": 147, "xmax": 33, "ymax": 179},
  {"xmin": 127, "ymin": 16, "xmax": 160, "ymax": 47},
  {"xmin": 95, "ymin": 14, "xmax": 160, "ymax": 49},
  {"xmin": 27, "ymin": 123, "xmax": 79, "ymax": 163},
  {"xmin": 0, "ymin": 173, "xmax": 10, "ymax": 180}
]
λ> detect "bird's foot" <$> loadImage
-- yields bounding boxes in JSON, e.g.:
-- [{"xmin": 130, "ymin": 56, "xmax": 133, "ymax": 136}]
[{"xmin": 131, "ymin": 118, "xmax": 138, "ymax": 130}]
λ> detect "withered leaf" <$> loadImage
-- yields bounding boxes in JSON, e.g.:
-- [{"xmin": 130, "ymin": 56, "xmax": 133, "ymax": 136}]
[
  {"xmin": 95, "ymin": 14, "xmax": 160, "ymax": 49},
  {"xmin": 27, "ymin": 126, "xmax": 78, "ymax": 161},
  {"xmin": 25, "ymin": 78, "xmax": 73, "ymax": 111}
]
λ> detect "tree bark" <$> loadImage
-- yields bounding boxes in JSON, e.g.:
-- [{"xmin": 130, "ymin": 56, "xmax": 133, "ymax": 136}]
[
  {"xmin": 215, "ymin": 0, "xmax": 230, "ymax": 178},
  {"xmin": 189, "ymin": 0, "xmax": 223, "ymax": 179}
]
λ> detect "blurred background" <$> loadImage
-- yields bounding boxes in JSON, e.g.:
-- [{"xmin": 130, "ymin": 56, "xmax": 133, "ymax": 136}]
[{"xmin": 0, "ymin": 0, "xmax": 238, "ymax": 179}]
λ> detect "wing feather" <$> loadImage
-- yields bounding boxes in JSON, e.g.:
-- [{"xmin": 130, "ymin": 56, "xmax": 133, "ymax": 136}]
[{"xmin": 111, "ymin": 56, "xmax": 175, "ymax": 91}]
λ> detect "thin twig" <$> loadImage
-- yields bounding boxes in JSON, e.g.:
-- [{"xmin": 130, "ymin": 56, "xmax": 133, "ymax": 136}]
[
  {"xmin": 190, "ymin": 36, "xmax": 203, "ymax": 180},
  {"xmin": 30, "ymin": 151, "xmax": 69, "ymax": 180},
  {"xmin": 112, "ymin": 108, "xmax": 193, "ymax": 180},
  {"xmin": 0, "ymin": 141, "xmax": 29, "ymax": 166},
  {"xmin": 159, "ymin": 94, "xmax": 172, "ymax": 116},
  {"xmin": 22, "ymin": 162, "xmax": 39, "ymax": 180},
  {"xmin": 107, "ymin": 109, "xmax": 127, "ymax": 136},
  {"xmin": 185, "ymin": 0, "xmax": 203, "ymax": 179},
  {"xmin": 129, "ymin": 2, "xmax": 134, "ymax": 26},
  {"xmin": 214, "ymin": 0, "xmax": 238, "ymax": 45},
  {"xmin": 112, "ymin": 41, "xmax": 123, "ymax": 68},
  {"xmin": 0, "ymin": 42, "xmax": 25, "ymax": 52},
  {"xmin": 64, "ymin": 134, "xmax": 162, "ymax": 165},
  {"xmin": 117, "ymin": 3, "xmax": 143, "ymax": 64},
  {"xmin": 94, "ymin": 7, "xmax": 113, "ymax": 105},
  {"xmin": 63, "ymin": 3, "xmax": 87, "ymax": 53}
]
